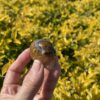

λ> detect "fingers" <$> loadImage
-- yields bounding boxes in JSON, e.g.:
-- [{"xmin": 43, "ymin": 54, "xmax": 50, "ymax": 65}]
[
  {"xmin": 39, "ymin": 57, "xmax": 61, "ymax": 99},
  {"xmin": 16, "ymin": 60, "xmax": 44, "ymax": 100},
  {"xmin": 3, "ymin": 48, "xmax": 31, "ymax": 85}
]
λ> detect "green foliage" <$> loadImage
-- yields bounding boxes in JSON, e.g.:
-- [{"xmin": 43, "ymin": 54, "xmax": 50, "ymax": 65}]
[{"xmin": 0, "ymin": 0, "xmax": 100, "ymax": 99}]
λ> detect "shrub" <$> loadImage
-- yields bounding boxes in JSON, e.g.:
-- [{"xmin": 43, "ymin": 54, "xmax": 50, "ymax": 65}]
[{"xmin": 0, "ymin": 0, "xmax": 100, "ymax": 99}]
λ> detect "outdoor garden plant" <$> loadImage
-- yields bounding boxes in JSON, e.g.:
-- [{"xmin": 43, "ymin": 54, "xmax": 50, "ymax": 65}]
[{"xmin": 0, "ymin": 0, "xmax": 100, "ymax": 100}]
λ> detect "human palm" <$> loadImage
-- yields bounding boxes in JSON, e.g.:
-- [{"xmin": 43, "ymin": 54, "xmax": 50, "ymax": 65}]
[{"xmin": 0, "ymin": 49, "xmax": 60, "ymax": 100}]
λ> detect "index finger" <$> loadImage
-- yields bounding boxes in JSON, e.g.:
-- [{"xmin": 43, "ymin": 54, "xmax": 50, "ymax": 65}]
[
  {"xmin": 3, "ymin": 48, "xmax": 31, "ymax": 85},
  {"xmin": 39, "ymin": 58, "xmax": 61, "ymax": 99}
]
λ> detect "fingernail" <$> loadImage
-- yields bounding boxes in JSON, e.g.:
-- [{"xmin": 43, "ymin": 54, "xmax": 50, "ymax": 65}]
[{"xmin": 31, "ymin": 60, "xmax": 42, "ymax": 72}]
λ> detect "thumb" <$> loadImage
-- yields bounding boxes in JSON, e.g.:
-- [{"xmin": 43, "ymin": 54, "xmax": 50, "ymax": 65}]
[{"xmin": 16, "ymin": 60, "xmax": 44, "ymax": 100}]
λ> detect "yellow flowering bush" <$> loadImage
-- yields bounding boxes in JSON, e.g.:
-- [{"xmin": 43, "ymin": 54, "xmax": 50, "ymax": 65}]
[{"xmin": 0, "ymin": 0, "xmax": 100, "ymax": 99}]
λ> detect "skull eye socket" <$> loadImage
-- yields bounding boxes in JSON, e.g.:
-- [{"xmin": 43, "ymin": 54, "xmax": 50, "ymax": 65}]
[{"xmin": 44, "ymin": 51, "xmax": 50, "ymax": 55}]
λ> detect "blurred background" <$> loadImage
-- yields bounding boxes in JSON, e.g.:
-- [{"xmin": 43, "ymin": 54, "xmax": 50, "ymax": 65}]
[{"xmin": 0, "ymin": 0, "xmax": 100, "ymax": 100}]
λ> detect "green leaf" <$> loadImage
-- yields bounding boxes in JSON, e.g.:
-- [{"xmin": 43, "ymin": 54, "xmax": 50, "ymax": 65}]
[{"xmin": 1, "ymin": 60, "xmax": 14, "ymax": 75}]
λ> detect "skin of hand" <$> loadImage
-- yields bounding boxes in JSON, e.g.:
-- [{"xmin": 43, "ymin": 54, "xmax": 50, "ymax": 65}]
[{"xmin": 0, "ymin": 48, "xmax": 61, "ymax": 100}]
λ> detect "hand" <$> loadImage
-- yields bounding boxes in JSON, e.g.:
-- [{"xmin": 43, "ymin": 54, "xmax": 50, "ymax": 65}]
[{"xmin": 0, "ymin": 49, "xmax": 61, "ymax": 100}]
